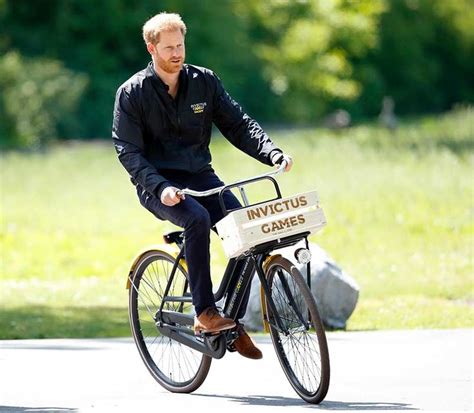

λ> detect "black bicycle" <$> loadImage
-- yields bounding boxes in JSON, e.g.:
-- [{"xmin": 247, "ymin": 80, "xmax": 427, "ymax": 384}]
[{"xmin": 126, "ymin": 163, "xmax": 330, "ymax": 404}]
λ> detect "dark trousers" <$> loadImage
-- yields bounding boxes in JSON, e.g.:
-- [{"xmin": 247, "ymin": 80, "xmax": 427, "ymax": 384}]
[{"xmin": 136, "ymin": 168, "xmax": 251, "ymax": 318}]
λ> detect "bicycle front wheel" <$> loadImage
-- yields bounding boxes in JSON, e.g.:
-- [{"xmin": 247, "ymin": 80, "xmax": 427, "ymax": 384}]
[
  {"xmin": 265, "ymin": 256, "xmax": 330, "ymax": 404},
  {"xmin": 129, "ymin": 250, "xmax": 211, "ymax": 393}
]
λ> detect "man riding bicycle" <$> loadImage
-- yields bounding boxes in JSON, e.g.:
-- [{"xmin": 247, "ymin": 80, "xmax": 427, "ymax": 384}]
[{"xmin": 112, "ymin": 12, "xmax": 292, "ymax": 360}]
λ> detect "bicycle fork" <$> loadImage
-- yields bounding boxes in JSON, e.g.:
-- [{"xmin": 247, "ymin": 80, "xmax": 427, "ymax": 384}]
[{"xmin": 254, "ymin": 255, "xmax": 309, "ymax": 335}]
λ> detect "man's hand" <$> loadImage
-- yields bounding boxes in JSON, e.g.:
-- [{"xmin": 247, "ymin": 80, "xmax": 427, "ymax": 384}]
[
  {"xmin": 160, "ymin": 186, "xmax": 185, "ymax": 206},
  {"xmin": 271, "ymin": 152, "xmax": 293, "ymax": 172}
]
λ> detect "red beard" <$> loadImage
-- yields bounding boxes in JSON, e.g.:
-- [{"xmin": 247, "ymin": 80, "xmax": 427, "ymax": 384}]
[{"xmin": 157, "ymin": 55, "xmax": 183, "ymax": 74}]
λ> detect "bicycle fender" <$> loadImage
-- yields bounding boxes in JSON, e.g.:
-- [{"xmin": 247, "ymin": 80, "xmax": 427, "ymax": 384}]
[
  {"xmin": 262, "ymin": 254, "xmax": 282, "ymax": 273},
  {"xmin": 260, "ymin": 254, "xmax": 282, "ymax": 333},
  {"xmin": 126, "ymin": 244, "xmax": 187, "ymax": 289}
]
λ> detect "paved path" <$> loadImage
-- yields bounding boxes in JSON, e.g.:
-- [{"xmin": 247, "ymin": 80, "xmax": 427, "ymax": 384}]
[{"xmin": 0, "ymin": 329, "xmax": 472, "ymax": 412}]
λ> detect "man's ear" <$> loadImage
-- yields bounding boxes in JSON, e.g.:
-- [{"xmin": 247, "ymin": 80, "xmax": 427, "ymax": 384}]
[{"xmin": 146, "ymin": 42, "xmax": 156, "ymax": 55}]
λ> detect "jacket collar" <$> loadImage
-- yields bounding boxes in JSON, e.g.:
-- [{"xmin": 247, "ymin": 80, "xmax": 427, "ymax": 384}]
[{"xmin": 146, "ymin": 61, "xmax": 187, "ymax": 94}]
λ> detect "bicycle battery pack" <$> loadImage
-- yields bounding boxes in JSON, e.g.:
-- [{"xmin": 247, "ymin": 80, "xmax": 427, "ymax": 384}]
[{"xmin": 215, "ymin": 190, "xmax": 326, "ymax": 258}]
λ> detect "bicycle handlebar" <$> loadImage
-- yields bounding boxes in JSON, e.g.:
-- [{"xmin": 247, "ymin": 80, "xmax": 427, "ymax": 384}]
[{"xmin": 176, "ymin": 161, "xmax": 288, "ymax": 198}]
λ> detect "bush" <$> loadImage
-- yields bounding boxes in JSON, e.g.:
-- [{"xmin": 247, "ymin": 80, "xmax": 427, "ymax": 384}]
[{"xmin": 0, "ymin": 51, "xmax": 88, "ymax": 149}]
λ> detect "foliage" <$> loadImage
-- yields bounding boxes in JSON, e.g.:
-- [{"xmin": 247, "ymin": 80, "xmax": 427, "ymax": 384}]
[
  {"xmin": 0, "ymin": 51, "xmax": 88, "ymax": 149},
  {"xmin": 237, "ymin": 0, "xmax": 386, "ymax": 121},
  {"xmin": 1, "ymin": 108, "xmax": 473, "ymax": 338},
  {"xmin": 0, "ymin": 0, "xmax": 473, "ymax": 148},
  {"xmin": 0, "ymin": 0, "xmax": 273, "ymax": 140},
  {"xmin": 355, "ymin": 0, "xmax": 474, "ymax": 117}
]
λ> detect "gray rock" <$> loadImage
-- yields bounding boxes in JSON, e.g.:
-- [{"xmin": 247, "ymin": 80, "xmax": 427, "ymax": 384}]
[{"xmin": 241, "ymin": 242, "xmax": 360, "ymax": 331}]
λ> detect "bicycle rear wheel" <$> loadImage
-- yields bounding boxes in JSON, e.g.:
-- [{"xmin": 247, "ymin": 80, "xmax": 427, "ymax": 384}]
[
  {"xmin": 265, "ymin": 256, "xmax": 330, "ymax": 404},
  {"xmin": 129, "ymin": 250, "xmax": 211, "ymax": 393}
]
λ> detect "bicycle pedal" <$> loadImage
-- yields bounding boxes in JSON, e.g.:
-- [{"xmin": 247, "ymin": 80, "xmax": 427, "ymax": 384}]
[
  {"xmin": 224, "ymin": 330, "xmax": 239, "ymax": 352},
  {"xmin": 226, "ymin": 343, "xmax": 237, "ymax": 352},
  {"xmin": 228, "ymin": 329, "xmax": 239, "ymax": 339}
]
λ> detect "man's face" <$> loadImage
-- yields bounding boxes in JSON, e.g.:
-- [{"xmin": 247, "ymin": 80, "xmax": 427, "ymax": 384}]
[{"xmin": 148, "ymin": 29, "xmax": 185, "ymax": 74}]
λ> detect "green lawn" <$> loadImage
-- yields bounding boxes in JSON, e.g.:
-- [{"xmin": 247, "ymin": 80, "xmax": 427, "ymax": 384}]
[{"xmin": 1, "ymin": 107, "xmax": 473, "ymax": 338}]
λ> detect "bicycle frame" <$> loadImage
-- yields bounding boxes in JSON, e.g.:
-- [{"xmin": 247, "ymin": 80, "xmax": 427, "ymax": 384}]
[
  {"xmin": 155, "ymin": 232, "xmax": 311, "ymax": 358},
  {"xmin": 154, "ymin": 163, "xmax": 313, "ymax": 359}
]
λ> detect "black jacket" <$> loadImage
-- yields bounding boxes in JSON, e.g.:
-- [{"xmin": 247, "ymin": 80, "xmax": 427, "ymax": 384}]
[{"xmin": 112, "ymin": 62, "xmax": 281, "ymax": 197}]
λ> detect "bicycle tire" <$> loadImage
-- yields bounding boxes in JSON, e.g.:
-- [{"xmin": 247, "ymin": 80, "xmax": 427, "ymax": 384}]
[
  {"xmin": 129, "ymin": 250, "xmax": 211, "ymax": 393},
  {"xmin": 265, "ymin": 256, "xmax": 330, "ymax": 404}
]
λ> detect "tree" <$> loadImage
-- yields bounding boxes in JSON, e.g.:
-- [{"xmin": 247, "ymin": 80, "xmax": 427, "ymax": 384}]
[
  {"xmin": 358, "ymin": 0, "xmax": 474, "ymax": 116},
  {"xmin": 236, "ymin": 0, "xmax": 386, "ymax": 122},
  {"xmin": 0, "ymin": 51, "xmax": 87, "ymax": 148}
]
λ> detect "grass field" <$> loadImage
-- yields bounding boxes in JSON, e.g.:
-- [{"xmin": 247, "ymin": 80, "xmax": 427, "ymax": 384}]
[{"xmin": 1, "ymin": 107, "xmax": 473, "ymax": 338}]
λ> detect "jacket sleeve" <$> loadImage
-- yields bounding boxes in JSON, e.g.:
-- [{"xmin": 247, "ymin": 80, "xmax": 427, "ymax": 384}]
[
  {"xmin": 210, "ymin": 73, "xmax": 282, "ymax": 166},
  {"xmin": 112, "ymin": 87, "xmax": 169, "ymax": 197}
]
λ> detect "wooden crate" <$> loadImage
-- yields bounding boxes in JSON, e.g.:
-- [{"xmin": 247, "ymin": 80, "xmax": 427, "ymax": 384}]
[{"xmin": 215, "ymin": 191, "xmax": 326, "ymax": 258}]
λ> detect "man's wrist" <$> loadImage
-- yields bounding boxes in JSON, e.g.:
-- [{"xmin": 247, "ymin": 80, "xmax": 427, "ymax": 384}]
[{"xmin": 156, "ymin": 181, "xmax": 172, "ymax": 199}]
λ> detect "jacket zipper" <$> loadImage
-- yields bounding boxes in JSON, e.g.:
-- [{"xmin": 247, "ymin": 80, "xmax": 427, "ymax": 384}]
[
  {"xmin": 177, "ymin": 113, "xmax": 182, "ymax": 139},
  {"xmin": 174, "ymin": 96, "xmax": 182, "ymax": 140}
]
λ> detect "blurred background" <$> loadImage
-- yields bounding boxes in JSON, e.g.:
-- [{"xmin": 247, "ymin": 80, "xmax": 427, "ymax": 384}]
[
  {"xmin": 1, "ymin": 0, "xmax": 473, "ymax": 338},
  {"xmin": 1, "ymin": 0, "xmax": 473, "ymax": 147}
]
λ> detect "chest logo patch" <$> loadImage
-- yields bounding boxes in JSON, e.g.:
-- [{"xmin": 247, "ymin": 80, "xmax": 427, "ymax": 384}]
[{"xmin": 191, "ymin": 102, "xmax": 207, "ymax": 114}]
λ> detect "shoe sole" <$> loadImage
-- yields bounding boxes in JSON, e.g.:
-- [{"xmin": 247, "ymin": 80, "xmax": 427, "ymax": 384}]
[{"xmin": 194, "ymin": 321, "xmax": 236, "ymax": 336}]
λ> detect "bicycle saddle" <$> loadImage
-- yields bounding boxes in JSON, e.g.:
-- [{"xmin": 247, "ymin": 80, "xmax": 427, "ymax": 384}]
[
  {"xmin": 163, "ymin": 231, "xmax": 184, "ymax": 246},
  {"xmin": 163, "ymin": 227, "xmax": 219, "ymax": 246}
]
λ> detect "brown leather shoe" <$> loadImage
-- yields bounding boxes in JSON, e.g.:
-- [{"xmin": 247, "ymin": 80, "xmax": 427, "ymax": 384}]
[
  {"xmin": 194, "ymin": 307, "xmax": 236, "ymax": 335},
  {"xmin": 233, "ymin": 324, "xmax": 263, "ymax": 360}
]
